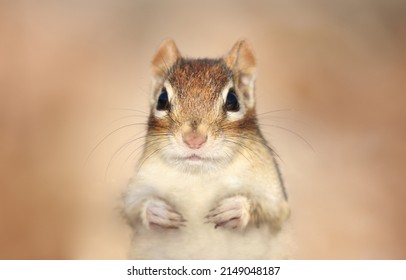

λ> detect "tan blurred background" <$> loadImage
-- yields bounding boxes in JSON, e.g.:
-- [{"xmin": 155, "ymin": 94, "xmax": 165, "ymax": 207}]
[{"xmin": 0, "ymin": 0, "xmax": 405, "ymax": 259}]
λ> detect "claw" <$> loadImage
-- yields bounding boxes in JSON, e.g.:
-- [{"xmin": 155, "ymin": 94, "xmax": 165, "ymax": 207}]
[
  {"xmin": 142, "ymin": 199, "xmax": 186, "ymax": 230},
  {"xmin": 205, "ymin": 196, "xmax": 250, "ymax": 231}
]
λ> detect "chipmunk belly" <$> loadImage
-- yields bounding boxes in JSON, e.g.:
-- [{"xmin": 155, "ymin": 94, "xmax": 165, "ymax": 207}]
[{"xmin": 128, "ymin": 160, "xmax": 289, "ymax": 259}]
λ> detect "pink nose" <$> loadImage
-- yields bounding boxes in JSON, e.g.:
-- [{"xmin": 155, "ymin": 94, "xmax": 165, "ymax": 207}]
[{"xmin": 183, "ymin": 132, "xmax": 207, "ymax": 149}]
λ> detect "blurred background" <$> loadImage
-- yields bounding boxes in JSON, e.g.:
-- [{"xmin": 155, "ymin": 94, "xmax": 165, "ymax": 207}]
[{"xmin": 0, "ymin": 0, "xmax": 405, "ymax": 259}]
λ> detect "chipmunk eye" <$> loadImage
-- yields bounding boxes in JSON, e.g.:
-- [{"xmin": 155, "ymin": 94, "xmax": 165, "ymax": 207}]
[
  {"xmin": 225, "ymin": 89, "xmax": 240, "ymax": 112},
  {"xmin": 156, "ymin": 87, "xmax": 170, "ymax": 111}
]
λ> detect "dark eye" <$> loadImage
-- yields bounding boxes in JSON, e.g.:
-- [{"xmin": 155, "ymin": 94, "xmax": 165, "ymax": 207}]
[
  {"xmin": 156, "ymin": 87, "xmax": 170, "ymax": 111},
  {"xmin": 225, "ymin": 89, "xmax": 240, "ymax": 112}
]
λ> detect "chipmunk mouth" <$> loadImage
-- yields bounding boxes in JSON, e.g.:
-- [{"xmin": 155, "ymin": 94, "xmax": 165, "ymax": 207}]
[
  {"xmin": 185, "ymin": 154, "xmax": 204, "ymax": 161},
  {"xmin": 172, "ymin": 152, "xmax": 227, "ymax": 170}
]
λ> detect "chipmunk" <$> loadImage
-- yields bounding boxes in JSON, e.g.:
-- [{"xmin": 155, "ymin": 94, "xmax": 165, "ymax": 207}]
[{"xmin": 122, "ymin": 39, "xmax": 291, "ymax": 259}]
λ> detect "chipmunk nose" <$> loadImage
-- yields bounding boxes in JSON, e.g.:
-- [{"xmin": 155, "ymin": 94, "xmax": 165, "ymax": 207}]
[{"xmin": 182, "ymin": 132, "xmax": 207, "ymax": 149}]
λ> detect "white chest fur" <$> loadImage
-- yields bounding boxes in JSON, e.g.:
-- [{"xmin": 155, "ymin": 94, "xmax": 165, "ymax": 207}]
[{"xmin": 124, "ymin": 157, "xmax": 291, "ymax": 260}]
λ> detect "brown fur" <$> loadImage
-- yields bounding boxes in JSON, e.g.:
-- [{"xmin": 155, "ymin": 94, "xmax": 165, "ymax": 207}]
[
  {"xmin": 142, "ymin": 40, "xmax": 288, "ymax": 231},
  {"xmin": 148, "ymin": 40, "xmax": 261, "ymax": 140}
]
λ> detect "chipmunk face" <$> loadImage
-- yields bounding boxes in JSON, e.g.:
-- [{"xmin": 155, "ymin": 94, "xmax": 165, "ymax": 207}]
[{"xmin": 146, "ymin": 39, "xmax": 259, "ymax": 172}]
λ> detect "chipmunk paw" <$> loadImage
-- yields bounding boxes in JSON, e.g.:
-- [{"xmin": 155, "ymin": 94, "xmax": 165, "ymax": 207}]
[
  {"xmin": 141, "ymin": 199, "xmax": 186, "ymax": 230},
  {"xmin": 205, "ymin": 195, "xmax": 250, "ymax": 231}
]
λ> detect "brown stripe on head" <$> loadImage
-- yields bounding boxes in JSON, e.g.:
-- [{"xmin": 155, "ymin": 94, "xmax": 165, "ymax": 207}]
[{"xmin": 167, "ymin": 58, "xmax": 232, "ymax": 125}]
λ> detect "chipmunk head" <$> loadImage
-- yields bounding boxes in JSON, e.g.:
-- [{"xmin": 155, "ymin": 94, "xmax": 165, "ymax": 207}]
[{"xmin": 146, "ymin": 39, "xmax": 260, "ymax": 172}]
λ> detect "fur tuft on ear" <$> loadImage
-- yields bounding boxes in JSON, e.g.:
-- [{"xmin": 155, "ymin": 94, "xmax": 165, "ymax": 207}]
[
  {"xmin": 224, "ymin": 40, "xmax": 257, "ymax": 107},
  {"xmin": 151, "ymin": 39, "xmax": 181, "ymax": 81}
]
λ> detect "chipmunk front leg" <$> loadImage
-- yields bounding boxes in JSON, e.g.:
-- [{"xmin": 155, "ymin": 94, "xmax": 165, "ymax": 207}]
[
  {"xmin": 141, "ymin": 198, "xmax": 186, "ymax": 230},
  {"xmin": 205, "ymin": 194, "xmax": 290, "ymax": 231},
  {"xmin": 124, "ymin": 190, "xmax": 186, "ymax": 230},
  {"xmin": 205, "ymin": 195, "xmax": 250, "ymax": 231}
]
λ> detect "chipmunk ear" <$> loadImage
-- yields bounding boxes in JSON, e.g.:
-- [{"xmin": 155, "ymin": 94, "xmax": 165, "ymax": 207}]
[
  {"xmin": 224, "ymin": 40, "xmax": 257, "ymax": 108},
  {"xmin": 151, "ymin": 39, "xmax": 181, "ymax": 82}
]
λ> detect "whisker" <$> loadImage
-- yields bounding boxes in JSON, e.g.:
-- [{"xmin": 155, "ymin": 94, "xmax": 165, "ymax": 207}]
[
  {"xmin": 121, "ymin": 136, "xmax": 170, "ymax": 168},
  {"xmin": 106, "ymin": 114, "xmax": 149, "ymax": 127},
  {"xmin": 222, "ymin": 139, "xmax": 254, "ymax": 164},
  {"xmin": 104, "ymin": 133, "xmax": 148, "ymax": 181},
  {"xmin": 105, "ymin": 107, "xmax": 149, "ymax": 115},
  {"xmin": 225, "ymin": 135, "xmax": 284, "ymax": 164},
  {"xmin": 98, "ymin": 116, "xmax": 149, "ymax": 144},
  {"xmin": 85, "ymin": 123, "xmax": 148, "ymax": 165},
  {"xmin": 256, "ymin": 108, "xmax": 296, "ymax": 117},
  {"xmin": 258, "ymin": 123, "xmax": 314, "ymax": 152},
  {"xmin": 121, "ymin": 143, "xmax": 145, "ymax": 169},
  {"xmin": 137, "ymin": 143, "xmax": 171, "ymax": 171},
  {"xmin": 258, "ymin": 115, "xmax": 308, "ymax": 124}
]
